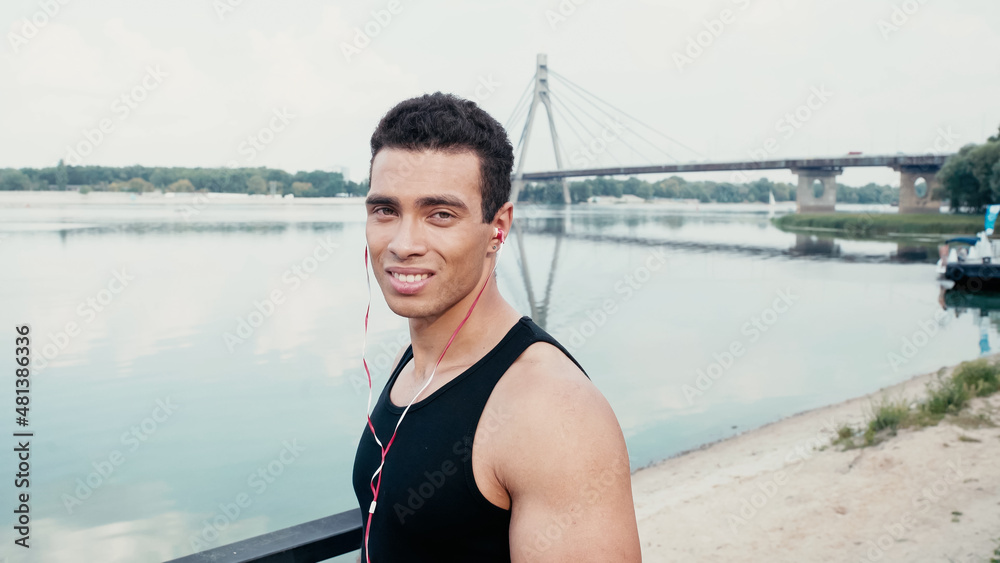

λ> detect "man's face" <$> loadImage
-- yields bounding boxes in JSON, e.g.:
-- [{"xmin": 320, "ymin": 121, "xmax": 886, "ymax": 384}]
[{"xmin": 365, "ymin": 148, "xmax": 493, "ymax": 321}]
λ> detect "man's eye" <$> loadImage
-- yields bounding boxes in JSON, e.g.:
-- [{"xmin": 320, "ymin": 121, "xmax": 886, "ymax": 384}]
[
  {"xmin": 373, "ymin": 207, "xmax": 395, "ymax": 216},
  {"xmin": 432, "ymin": 211, "xmax": 454, "ymax": 219}
]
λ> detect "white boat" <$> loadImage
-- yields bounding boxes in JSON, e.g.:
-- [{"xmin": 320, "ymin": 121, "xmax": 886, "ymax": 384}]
[{"xmin": 937, "ymin": 204, "xmax": 1000, "ymax": 289}]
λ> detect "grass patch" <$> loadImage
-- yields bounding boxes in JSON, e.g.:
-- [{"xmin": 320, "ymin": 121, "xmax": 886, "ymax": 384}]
[
  {"xmin": 861, "ymin": 397, "xmax": 912, "ymax": 446},
  {"xmin": 923, "ymin": 374, "xmax": 972, "ymax": 416},
  {"xmin": 952, "ymin": 358, "xmax": 1000, "ymax": 396},
  {"xmin": 869, "ymin": 398, "xmax": 911, "ymax": 432},
  {"xmin": 773, "ymin": 213, "xmax": 983, "ymax": 237},
  {"xmin": 833, "ymin": 358, "xmax": 1000, "ymax": 450},
  {"xmin": 831, "ymin": 425, "xmax": 857, "ymax": 448}
]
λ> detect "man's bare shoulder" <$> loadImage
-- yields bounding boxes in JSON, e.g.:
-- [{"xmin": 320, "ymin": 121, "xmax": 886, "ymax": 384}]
[
  {"xmin": 494, "ymin": 340, "xmax": 625, "ymax": 469},
  {"xmin": 501, "ymin": 340, "xmax": 598, "ymax": 408},
  {"xmin": 492, "ymin": 341, "xmax": 640, "ymax": 560}
]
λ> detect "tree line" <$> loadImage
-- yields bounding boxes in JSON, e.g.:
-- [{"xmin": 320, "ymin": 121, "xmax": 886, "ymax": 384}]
[
  {"xmin": 0, "ymin": 163, "xmax": 367, "ymax": 197},
  {"xmin": 939, "ymin": 125, "xmax": 1000, "ymax": 212},
  {"xmin": 0, "ymin": 163, "xmax": 901, "ymax": 204},
  {"xmin": 517, "ymin": 176, "xmax": 899, "ymax": 205}
]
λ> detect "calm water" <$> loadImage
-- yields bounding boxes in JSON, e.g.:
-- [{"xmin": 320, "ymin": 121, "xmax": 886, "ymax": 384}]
[{"xmin": 0, "ymin": 192, "xmax": 995, "ymax": 562}]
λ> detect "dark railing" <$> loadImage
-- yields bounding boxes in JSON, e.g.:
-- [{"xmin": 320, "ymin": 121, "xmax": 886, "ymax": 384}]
[{"xmin": 165, "ymin": 508, "xmax": 362, "ymax": 563}]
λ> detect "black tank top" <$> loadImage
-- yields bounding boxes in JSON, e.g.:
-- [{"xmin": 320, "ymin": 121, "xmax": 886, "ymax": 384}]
[{"xmin": 352, "ymin": 315, "xmax": 589, "ymax": 562}]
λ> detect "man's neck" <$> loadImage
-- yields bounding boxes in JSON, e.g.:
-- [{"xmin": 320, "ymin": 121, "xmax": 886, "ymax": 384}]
[{"xmin": 406, "ymin": 278, "xmax": 522, "ymax": 384}]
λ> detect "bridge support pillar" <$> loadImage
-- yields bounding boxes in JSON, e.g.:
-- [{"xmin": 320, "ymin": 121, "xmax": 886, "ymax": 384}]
[
  {"xmin": 511, "ymin": 54, "xmax": 570, "ymax": 205},
  {"xmin": 792, "ymin": 167, "xmax": 841, "ymax": 213},
  {"xmin": 897, "ymin": 166, "xmax": 943, "ymax": 214}
]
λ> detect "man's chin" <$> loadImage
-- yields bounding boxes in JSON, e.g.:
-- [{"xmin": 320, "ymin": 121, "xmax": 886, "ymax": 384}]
[{"xmin": 384, "ymin": 298, "xmax": 435, "ymax": 320}]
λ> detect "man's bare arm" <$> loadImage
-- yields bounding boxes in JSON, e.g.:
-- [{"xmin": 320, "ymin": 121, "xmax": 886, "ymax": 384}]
[{"xmin": 503, "ymin": 367, "xmax": 641, "ymax": 562}]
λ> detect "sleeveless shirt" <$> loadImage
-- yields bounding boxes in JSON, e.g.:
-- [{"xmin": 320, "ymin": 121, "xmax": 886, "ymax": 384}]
[{"xmin": 352, "ymin": 315, "xmax": 590, "ymax": 562}]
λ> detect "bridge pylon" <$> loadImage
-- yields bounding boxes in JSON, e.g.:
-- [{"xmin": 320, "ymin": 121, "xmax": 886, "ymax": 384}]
[
  {"xmin": 895, "ymin": 165, "xmax": 944, "ymax": 214},
  {"xmin": 511, "ymin": 54, "xmax": 571, "ymax": 205},
  {"xmin": 792, "ymin": 167, "xmax": 842, "ymax": 213}
]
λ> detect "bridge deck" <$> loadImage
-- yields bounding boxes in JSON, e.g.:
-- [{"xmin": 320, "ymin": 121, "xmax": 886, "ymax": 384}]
[{"xmin": 519, "ymin": 154, "xmax": 950, "ymax": 180}]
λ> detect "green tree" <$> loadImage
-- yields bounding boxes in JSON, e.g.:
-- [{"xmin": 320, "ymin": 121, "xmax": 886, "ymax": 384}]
[
  {"xmin": 622, "ymin": 177, "xmax": 645, "ymax": 196},
  {"xmin": 0, "ymin": 170, "xmax": 31, "ymax": 191},
  {"xmin": 167, "ymin": 179, "xmax": 195, "ymax": 192},
  {"xmin": 55, "ymin": 159, "xmax": 68, "ymax": 190},
  {"xmin": 126, "ymin": 177, "xmax": 156, "ymax": 193},
  {"xmin": 149, "ymin": 168, "xmax": 172, "ymax": 188},
  {"xmin": 291, "ymin": 181, "xmax": 314, "ymax": 196},
  {"xmin": 570, "ymin": 183, "xmax": 593, "ymax": 203},
  {"xmin": 940, "ymin": 141, "xmax": 1000, "ymax": 212},
  {"xmin": 247, "ymin": 175, "xmax": 268, "ymax": 195},
  {"xmin": 713, "ymin": 183, "xmax": 740, "ymax": 203}
]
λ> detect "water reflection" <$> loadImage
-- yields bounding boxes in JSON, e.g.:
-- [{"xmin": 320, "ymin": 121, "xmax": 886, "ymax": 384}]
[
  {"xmin": 939, "ymin": 287, "xmax": 1000, "ymax": 356},
  {"xmin": 790, "ymin": 234, "xmax": 841, "ymax": 258},
  {"xmin": 58, "ymin": 222, "xmax": 347, "ymax": 237},
  {"xmin": 511, "ymin": 215, "xmax": 564, "ymax": 328},
  {"xmin": 894, "ymin": 244, "xmax": 933, "ymax": 262}
]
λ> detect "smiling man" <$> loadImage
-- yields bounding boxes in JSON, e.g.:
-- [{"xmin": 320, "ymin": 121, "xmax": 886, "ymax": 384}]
[{"xmin": 352, "ymin": 92, "xmax": 641, "ymax": 563}]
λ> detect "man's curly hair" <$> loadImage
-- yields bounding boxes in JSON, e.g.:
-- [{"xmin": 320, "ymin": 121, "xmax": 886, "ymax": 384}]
[{"xmin": 369, "ymin": 92, "xmax": 514, "ymax": 223}]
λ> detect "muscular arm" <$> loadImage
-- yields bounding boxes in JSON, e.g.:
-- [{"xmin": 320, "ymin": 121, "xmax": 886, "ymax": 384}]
[{"xmin": 501, "ymin": 361, "xmax": 641, "ymax": 562}]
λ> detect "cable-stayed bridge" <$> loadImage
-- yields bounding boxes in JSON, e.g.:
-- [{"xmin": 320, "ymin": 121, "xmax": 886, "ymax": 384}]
[{"xmin": 507, "ymin": 54, "xmax": 950, "ymax": 215}]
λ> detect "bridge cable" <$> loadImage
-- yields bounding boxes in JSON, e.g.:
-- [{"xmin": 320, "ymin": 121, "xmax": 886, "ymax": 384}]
[
  {"xmin": 546, "ymin": 94, "xmax": 596, "ymax": 160},
  {"xmin": 549, "ymin": 69, "xmax": 704, "ymax": 161},
  {"xmin": 506, "ymin": 99, "xmax": 532, "ymax": 148},
  {"xmin": 550, "ymin": 69, "xmax": 694, "ymax": 159},
  {"xmin": 507, "ymin": 103, "xmax": 535, "ymax": 173},
  {"xmin": 504, "ymin": 72, "xmax": 536, "ymax": 133},
  {"xmin": 549, "ymin": 79, "xmax": 671, "ymax": 165},
  {"xmin": 511, "ymin": 101, "xmax": 535, "ymax": 172},
  {"xmin": 548, "ymin": 92, "xmax": 625, "ymax": 167},
  {"xmin": 549, "ymin": 87, "xmax": 651, "ymax": 166},
  {"xmin": 544, "ymin": 96, "xmax": 572, "ymax": 168}
]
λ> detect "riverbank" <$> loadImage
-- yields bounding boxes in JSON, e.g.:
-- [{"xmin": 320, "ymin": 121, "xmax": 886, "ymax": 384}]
[
  {"xmin": 632, "ymin": 358, "xmax": 1000, "ymax": 562},
  {"xmin": 0, "ymin": 190, "xmax": 367, "ymax": 206},
  {"xmin": 774, "ymin": 212, "xmax": 982, "ymax": 238}
]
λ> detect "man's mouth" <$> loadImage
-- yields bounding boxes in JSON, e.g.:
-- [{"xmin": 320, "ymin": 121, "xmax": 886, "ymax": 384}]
[
  {"xmin": 391, "ymin": 272, "xmax": 431, "ymax": 282},
  {"xmin": 385, "ymin": 269, "xmax": 435, "ymax": 295}
]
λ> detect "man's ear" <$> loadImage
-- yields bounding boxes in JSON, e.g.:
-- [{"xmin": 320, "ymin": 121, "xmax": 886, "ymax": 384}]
[{"xmin": 491, "ymin": 202, "xmax": 514, "ymax": 247}]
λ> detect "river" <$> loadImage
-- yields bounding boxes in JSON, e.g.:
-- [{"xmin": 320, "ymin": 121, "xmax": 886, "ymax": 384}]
[{"xmin": 0, "ymin": 191, "xmax": 995, "ymax": 562}]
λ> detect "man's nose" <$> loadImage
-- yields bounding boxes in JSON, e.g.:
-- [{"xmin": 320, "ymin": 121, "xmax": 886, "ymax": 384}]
[{"xmin": 386, "ymin": 217, "xmax": 425, "ymax": 258}]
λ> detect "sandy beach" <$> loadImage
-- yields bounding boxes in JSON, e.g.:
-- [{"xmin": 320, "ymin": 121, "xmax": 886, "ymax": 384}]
[{"xmin": 632, "ymin": 359, "xmax": 1000, "ymax": 562}]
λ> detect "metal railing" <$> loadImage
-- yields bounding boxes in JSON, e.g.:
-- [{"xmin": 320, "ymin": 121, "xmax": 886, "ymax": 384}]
[{"xmin": 165, "ymin": 508, "xmax": 362, "ymax": 563}]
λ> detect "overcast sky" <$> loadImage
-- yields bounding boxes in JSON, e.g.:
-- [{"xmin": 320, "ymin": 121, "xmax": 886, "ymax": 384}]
[{"xmin": 2, "ymin": 0, "xmax": 998, "ymax": 186}]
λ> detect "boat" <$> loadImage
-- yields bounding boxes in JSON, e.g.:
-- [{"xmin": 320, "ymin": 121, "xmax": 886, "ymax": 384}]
[{"xmin": 937, "ymin": 205, "xmax": 1000, "ymax": 290}]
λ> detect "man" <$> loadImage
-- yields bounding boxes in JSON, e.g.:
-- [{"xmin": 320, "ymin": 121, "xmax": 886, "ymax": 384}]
[{"xmin": 352, "ymin": 92, "xmax": 641, "ymax": 562}]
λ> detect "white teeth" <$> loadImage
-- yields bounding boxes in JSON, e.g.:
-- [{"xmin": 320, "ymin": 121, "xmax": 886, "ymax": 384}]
[{"xmin": 392, "ymin": 272, "xmax": 430, "ymax": 282}]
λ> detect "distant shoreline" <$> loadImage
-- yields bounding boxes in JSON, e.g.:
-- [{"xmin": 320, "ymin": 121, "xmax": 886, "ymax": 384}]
[
  {"xmin": 773, "ymin": 212, "xmax": 980, "ymax": 237},
  {"xmin": 0, "ymin": 190, "xmax": 857, "ymax": 210},
  {"xmin": 0, "ymin": 191, "xmax": 367, "ymax": 206}
]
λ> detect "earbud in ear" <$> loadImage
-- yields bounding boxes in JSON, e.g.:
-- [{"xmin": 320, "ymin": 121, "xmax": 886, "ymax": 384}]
[{"xmin": 495, "ymin": 227, "xmax": 505, "ymax": 244}]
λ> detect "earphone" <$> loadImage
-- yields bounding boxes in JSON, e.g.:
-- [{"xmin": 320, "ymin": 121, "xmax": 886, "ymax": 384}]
[{"xmin": 360, "ymin": 225, "xmax": 506, "ymax": 563}]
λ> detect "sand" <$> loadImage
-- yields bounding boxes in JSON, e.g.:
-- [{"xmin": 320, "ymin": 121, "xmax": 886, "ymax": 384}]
[{"xmin": 632, "ymin": 360, "xmax": 1000, "ymax": 562}]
